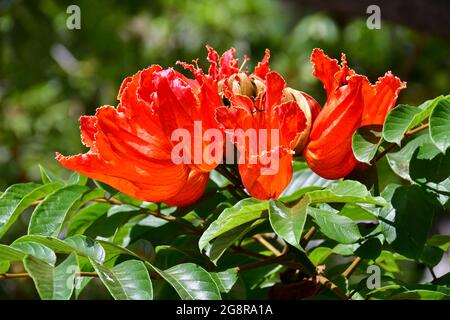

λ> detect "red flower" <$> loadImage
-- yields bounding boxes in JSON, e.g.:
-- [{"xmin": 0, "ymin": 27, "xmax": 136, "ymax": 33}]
[
  {"xmin": 303, "ymin": 49, "xmax": 406, "ymax": 179},
  {"xmin": 57, "ymin": 62, "xmax": 222, "ymax": 206},
  {"xmin": 215, "ymin": 51, "xmax": 320, "ymax": 199}
]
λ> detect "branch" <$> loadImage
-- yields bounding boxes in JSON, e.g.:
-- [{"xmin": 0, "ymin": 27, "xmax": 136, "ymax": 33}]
[
  {"xmin": 253, "ymin": 234, "xmax": 282, "ymax": 256},
  {"xmin": 372, "ymin": 123, "xmax": 429, "ymax": 163},
  {"xmin": 341, "ymin": 256, "xmax": 362, "ymax": 278}
]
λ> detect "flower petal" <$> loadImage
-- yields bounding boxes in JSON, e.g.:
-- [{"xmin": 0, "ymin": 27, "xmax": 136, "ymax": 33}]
[
  {"xmin": 239, "ymin": 148, "xmax": 293, "ymax": 200},
  {"xmin": 79, "ymin": 116, "xmax": 97, "ymax": 151},
  {"xmin": 361, "ymin": 71, "xmax": 407, "ymax": 126},
  {"xmin": 254, "ymin": 49, "xmax": 271, "ymax": 79},
  {"xmin": 56, "ymin": 152, "xmax": 188, "ymax": 202},
  {"xmin": 165, "ymin": 170, "xmax": 209, "ymax": 206},
  {"xmin": 304, "ymin": 75, "xmax": 366, "ymax": 179}
]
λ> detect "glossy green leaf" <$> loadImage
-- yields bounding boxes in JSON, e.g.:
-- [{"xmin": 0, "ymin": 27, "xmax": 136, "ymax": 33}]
[
  {"xmin": 90, "ymin": 259, "xmax": 153, "ymax": 300},
  {"xmin": 11, "ymin": 242, "xmax": 56, "ymax": 265},
  {"xmin": 205, "ymin": 219, "xmax": 265, "ymax": 264},
  {"xmin": 308, "ymin": 207, "xmax": 362, "ymax": 244},
  {"xmin": 268, "ymin": 199, "xmax": 308, "ymax": 249},
  {"xmin": 387, "ymin": 132, "xmax": 429, "ymax": 180},
  {"xmin": 28, "ymin": 185, "xmax": 104, "ymax": 236},
  {"xmin": 23, "ymin": 253, "xmax": 78, "ymax": 300},
  {"xmin": 390, "ymin": 290, "xmax": 450, "ymax": 300},
  {"xmin": 210, "ymin": 269, "xmax": 239, "ymax": 293},
  {"xmin": 199, "ymin": 198, "xmax": 268, "ymax": 252},
  {"xmin": 159, "ymin": 263, "xmax": 221, "ymax": 300},
  {"xmin": 429, "ymin": 97, "xmax": 450, "ymax": 153},
  {"xmin": 280, "ymin": 163, "xmax": 333, "ymax": 202},
  {"xmin": 39, "ymin": 165, "xmax": 64, "ymax": 185},
  {"xmin": 387, "ymin": 185, "xmax": 438, "ymax": 259},
  {"xmin": 0, "ymin": 261, "xmax": 9, "ymax": 273},
  {"xmin": 427, "ymin": 235, "xmax": 450, "ymax": 251},
  {"xmin": 66, "ymin": 202, "xmax": 112, "ymax": 236},
  {"xmin": 308, "ymin": 247, "xmax": 333, "ymax": 265},
  {"xmin": 0, "ymin": 244, "xmax": 26, "ymax": 262},
  {"xmin": 383, "ymin": 104, "xmax": 423, "ymax": 145},
  {"xmin": 352, "ymin": 125, "xmax": 383, "ymax": 163},
  {"xmin": 14, "ymin": 235, "xmax": 105, "ymax": 263},
  {"xmin": 0, "ymin": 182, "xmax": 62, "ymax": 239},
  {"xmin": 306, "ymin": 180, "xmax": 387, "ymax": 206},
  {"xmin": 354, "ymin": 238, "xmax": 382, "ymax": 260},
  {"xmin": 410, "ymin": 143, "xmax": 450, "ymax": 183}
]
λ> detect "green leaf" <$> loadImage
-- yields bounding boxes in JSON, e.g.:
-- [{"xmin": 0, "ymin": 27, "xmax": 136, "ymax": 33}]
[
  {"xmin": 280, "ymin": 163, "xmax": 333, "ymax": 202},
  {"xmin": 354, "ymin": 238, "xmax": 382, "ymax": 260},
  {"xmin": 429, "ymin": 97, "xmax": 450, "ymax": 153},
  {"xmin": 352, "ymin": 125, "xmax": 383, "ymax": 163},
  {"xmin": 11, "ymin": 242, "xmax": 56, "ymax": 265},
  {"xmin": 97, "ymin": 240, "xmax": 222, "ymax": 300},
  {"xmin": 210, "ymin": 269, "xmax": 239, "ymax": 293},
  {"xmin": 427, "ymin": 235, "xmax": 450, "ymax": 251},
  {"xmin": 67, "ymin": 172, "xmax": 88, "ymax": 186},
  {"xmin": 0, "ymin": 182, "xmax": 62, "ymax": 239},
  {"xmin": 159, "ymin": 263, "xmax": 221, "ymax": 300},
  {"xmin": 269, "ymin": 199, "xmax": 308, "ymax": 249},
  {"xmin": 420, "ymin": 245, "xmax": 443, "ymax": 267},
  {"xmin": 387, "ymin": 132, "xmax": 429, "ymax": 180},
  {"xmin": 199, "ymin": 198, "xmax": 268, "ymax": 253},
  {"xmin": 387, "ymin": 185, "xmax": 438, "ymax": 259},
  {"xmin": 66, "ymin": 202, "xmax": 112, "ymax": 236},
  {"xmin": 90, "ymin": 259, "xmax": 153, "ymax": 300},
  {"xmin": 14, "ymin": 235, "xmax": 105, "ymax": 263},
  {"xmin": 0, "ymin": 244, "xmax": 26, "ymax": 262},
  {"xmin": 28, "ymin": 185, "xmax": 104, "ymax": 236},
  {"xmin": 383, "ymin": 104, "xmax": 423, "ymax": 145},
  {"xmin": 0, "ymin": 261, "xmax": 9, "ymax": 273},
  {"xmin": 205, "ymin": 219, "xmax": 265, "ymax": 264},
  {"xmin": 308, "ymin": 247, "xmax": 333, "ymax": 265},
  {"xmin": 39, "ymin": 165, "xmax": 64, "ymax": 185},
  {"xmin": 23, "ymin": 253, "xmax": 78, "ymax": 300},
  {"xmin": 306, "ymin": 180, "xmax": 386, "ymax": 206},
  {"xmin": 390, "ymin": 290, "xmax": 450, "ymax": 300},
  {"xmin": 308, "ymin": 207, "xmax": 362, "ymax": 244},
  {"xmin": 410, "ymin": 143, "xmax": 450, "ymax": 183}
]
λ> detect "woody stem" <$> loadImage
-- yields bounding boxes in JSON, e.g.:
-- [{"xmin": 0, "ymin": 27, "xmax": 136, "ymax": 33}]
[
  {"xmin": 215, "ymin": 165, "xmax": 248, "ymax": 197},
  {"xmin": 373, "ymin": 123, "xmax": 429, "ymax": 163}
]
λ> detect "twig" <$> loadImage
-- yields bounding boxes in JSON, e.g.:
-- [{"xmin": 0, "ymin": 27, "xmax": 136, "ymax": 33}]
[
  {"xmin": 234, "ymin": 255, "xmax": 291, "ymax": 272},
  {"xmin": 253, "ymin": 234, "xmax": 282, "ymax": 256},
  {"xmin": 372, "ymin": 123, "xmax": 429, "ymax": 164},
  {"xmin": 300, "ymin": 227, "xmax": 317, "ymax": 248},
  {"xmin": 230, "ymin": 245, "xmax": 269, "ymax": 260},
  {"xmin": 215, "ymin": 165, "xmax": 248, "ymax": 197},
  {"xmin": 316, "ymin": 275, "xmax": 350, "ymax": 300},
  {"xmin": 429, "ymin": 267, "xmax": 437, "ymax": 281},
  {"xmin": 341, "ymin": 256, "xmax": 362, "ymax": 279}
]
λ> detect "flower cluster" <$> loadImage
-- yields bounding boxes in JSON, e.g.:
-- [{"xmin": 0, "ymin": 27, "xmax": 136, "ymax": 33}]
[{"xmin": 57, "ymin": 47, "xmax": 405, "ymax": 206}]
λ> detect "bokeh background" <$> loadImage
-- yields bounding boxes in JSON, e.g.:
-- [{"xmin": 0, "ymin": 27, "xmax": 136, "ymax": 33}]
[{"xmin": 0, "ymin": 0, "xmax": 449, "ymax": 299}]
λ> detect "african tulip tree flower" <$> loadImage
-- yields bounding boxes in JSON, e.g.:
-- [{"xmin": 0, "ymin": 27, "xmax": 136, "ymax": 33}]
[
  {"xmin": 216, "ymin": 68, "xmax": 320, "ymax": 200},
  {"xmin": 303, "ymin": 49, "xmax": 406, "ymax": 179},
  {"xmin": 56, "ymin": 62, "xmax": 223, "ymax": 206},
  {"xmin": 57, "ymin": 46, "xmax": 321, "ymax": 204}
]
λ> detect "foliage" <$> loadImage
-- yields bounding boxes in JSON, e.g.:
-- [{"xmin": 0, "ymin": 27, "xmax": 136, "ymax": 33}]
[{"xmin": 0, "ymin": 95, "xmax": 449, "ymax": 300}]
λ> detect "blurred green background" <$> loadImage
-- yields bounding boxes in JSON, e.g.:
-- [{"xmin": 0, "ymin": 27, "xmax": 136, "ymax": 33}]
[{"xmin": 0, "ymin": 0, "xmax": 449, "ymax": 299}]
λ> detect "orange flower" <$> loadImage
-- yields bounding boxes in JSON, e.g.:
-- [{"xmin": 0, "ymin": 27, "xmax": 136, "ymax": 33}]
[
  {"xmin": 303, "ymin": 49, "xmax": 406, "ymax": 179},
  {"xmin": 57, "ymin": 61, "xmax": 222, "ymax": 206},
  {"xmin": 216, "ymin": 56, "xmax": 319, "ymax": 200}
]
